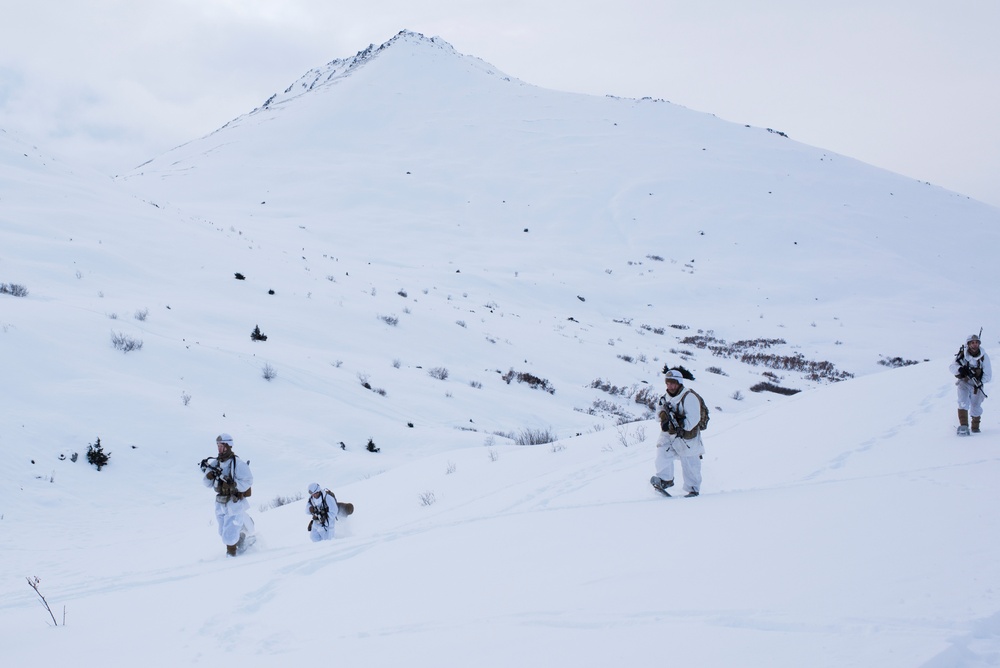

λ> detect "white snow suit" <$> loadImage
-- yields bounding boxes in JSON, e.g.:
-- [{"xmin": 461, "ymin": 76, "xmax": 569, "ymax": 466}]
[
  {"xmin": 202, "ymin": 453, "xmax": 254, "ymax": 547},
  {"xmin": 306, "ymin": 489, "xmax": 344, "ymax": 542},
  {"xmin": 949, "ymin": 346, "xmax": 992, "ymax": 417},
  {"xmin": 655, "ymin": 386, "xmax": 704, "ymax": 494}
]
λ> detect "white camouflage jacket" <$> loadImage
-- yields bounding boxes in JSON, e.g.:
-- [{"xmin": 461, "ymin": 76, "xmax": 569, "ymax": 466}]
[{"xmin": 655, "ymin": 386, "xmax": 705, "ymax": 457}]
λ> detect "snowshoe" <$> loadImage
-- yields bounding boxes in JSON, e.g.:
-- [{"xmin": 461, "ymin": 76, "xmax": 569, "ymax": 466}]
[
  {"xmin": 957, "ymin": 425, "xmax": 971, "ymax": 436},
  {"xmin": 650, "ymin": 476, "xmax": 674, "ymax": 497},
  {"xmin": 234, "ymin": 531, "xmax": 257, "ymax": 555}
]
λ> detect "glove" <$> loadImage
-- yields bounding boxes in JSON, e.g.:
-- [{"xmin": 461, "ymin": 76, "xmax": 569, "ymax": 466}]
[
  {"xmin": 957, "ymin": 366, "xmax": 971, "ymax": 379},
  {"xmin": 206, "ymin": 471, "xmax": 217, "ymax": 480},
  {"xmin": 973, "ymin": 367, "xmax": 984, "ymax": 381}
]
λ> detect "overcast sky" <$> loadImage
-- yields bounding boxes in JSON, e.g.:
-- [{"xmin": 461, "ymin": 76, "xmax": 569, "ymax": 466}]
[{"xmin": 1, "ymin": 0, "xmax": 997, "ymax": 208}]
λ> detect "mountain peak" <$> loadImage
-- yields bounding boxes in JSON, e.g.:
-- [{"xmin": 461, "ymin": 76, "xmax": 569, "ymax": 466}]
[{"xmin": 254, "ymin": 30, "xmax": 482, "ymax": 112}]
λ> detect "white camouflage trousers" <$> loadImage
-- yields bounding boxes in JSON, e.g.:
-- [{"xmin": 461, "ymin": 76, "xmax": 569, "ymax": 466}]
[{"xmin": 655, "ymin": 447, "xmax": 702, "ymax": 494}]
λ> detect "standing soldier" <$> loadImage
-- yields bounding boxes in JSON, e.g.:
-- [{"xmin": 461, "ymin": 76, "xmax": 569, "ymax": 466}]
[
  {"xmin": 651, "ymin": 368, "xmax": 707, "ymax": 497},
  {"xmin": 200, "ymin": 433, "xmax": 254, "ymax": 556},
  {"xmin": 949, "ymin": 333, "xmax": 992, "ymax": 435}
]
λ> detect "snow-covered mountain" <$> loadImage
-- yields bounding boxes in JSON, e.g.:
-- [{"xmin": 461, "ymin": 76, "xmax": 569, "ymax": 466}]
[{"xmin": 3, "ymin": 30, "xmax": 1000, "ymax": 666}]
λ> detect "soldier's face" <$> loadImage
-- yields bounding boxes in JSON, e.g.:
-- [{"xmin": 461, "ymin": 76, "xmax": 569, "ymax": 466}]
[
  {"xmin": 969, "ymin": 341, "xmax": 981, "ymax": 354},
  {"xmin": 665, "ymin": 379, "xmax": 681, "ymax": 394}
]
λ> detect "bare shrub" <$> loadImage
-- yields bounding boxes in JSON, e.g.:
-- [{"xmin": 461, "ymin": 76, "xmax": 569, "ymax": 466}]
[
  {"xmin": 445, "ymin": 461, "xmax": 457, "ymax": 475},
  {"xmin": 419, "ymin": 491, "xmax": 437, "ymax": 506},
  {"xmin": 26, "ymin": 577, "xmax": 61, "ymax": 626},
  {"xmin": 260, "ymin": 492, "xmax": 303, "ymax": 512},
  {"xmin": 262, "ymin": 363, "xmax": 277, "ymax": 381},
  {"xmin": 582, "ymin": 398, "xmax": 638, "ymax": 424},
  {"xmin": 181, "ymin": 392, "xmax": 192, "ymax": 406},
  {"xmin": 514, "ymin": 427, "xmax": 556, "ymax": 445},
  {"xmin": 428, "ymin": 367, "xmax": 449, "ymax": 380},
  {"xmin": 379, "ymin": 314, "xmax": 399, "ymax": 326},
  {"xmin": 634, "ymin": 386, "xmax": 658, "ymax": 411},
  {"xmin": 501, "ymin": 369, "xmax": 555, "ymax": 394},
  {"xmin": 134, "ymin": 308, "xmax": 149, "ymax": 321},
  {"xmin": 110, "ymin": 331, "xmax": 143, "ymax": 353}
]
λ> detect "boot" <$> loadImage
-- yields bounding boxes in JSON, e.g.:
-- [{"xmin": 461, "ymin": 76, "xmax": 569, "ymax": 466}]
[
  {"xmin": 972, "ymin": 416, "xmax": 981, "ymax": 433},
  {"xmin": 226, "ymin": 543, "xmax": 238, "ymax": 557},
  {"xmin": 957, "ymin": 409, "xmax": 971, "ymax": 435}
]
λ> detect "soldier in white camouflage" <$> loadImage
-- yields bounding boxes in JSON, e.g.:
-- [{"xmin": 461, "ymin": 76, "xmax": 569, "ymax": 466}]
[{"xmin": 950, "ymin": 333, "xmax": 992, "ymax": 435}]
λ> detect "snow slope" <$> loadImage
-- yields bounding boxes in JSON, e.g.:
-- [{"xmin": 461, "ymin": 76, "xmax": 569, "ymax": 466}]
[{"xmin": 2, "ymin": 30, "xmax": 1000, "ymax": 666}]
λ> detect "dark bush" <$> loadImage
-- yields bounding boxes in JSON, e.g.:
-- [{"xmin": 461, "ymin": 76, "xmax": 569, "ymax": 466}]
[
  {"xmin": 502, "ymin": 369, "xmax": 555, "ymax": 394},
  {"xmin": 878, "ymin": 356, "xmax": 920, "ymax": 368},
  {"xmin": 749, "ymin": 382, "xmax": 800, "ymax": 396},
  {"xmin": 0, "ymin": 283, "xmax": 28, "ymax": 297},
  {"xmin": 86, "ymin": 437, "xmax": 111, "ymax": 471}
]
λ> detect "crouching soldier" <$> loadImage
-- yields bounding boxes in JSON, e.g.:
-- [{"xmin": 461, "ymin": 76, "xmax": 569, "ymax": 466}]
[{"xmin": 306, "ymin": 482, "xmax": 353, "ymax": 542}]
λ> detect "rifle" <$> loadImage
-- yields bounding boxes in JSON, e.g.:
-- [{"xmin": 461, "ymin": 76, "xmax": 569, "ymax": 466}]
[
  {"xmin": 198, "ymin": 457, "xmax": 238, "ymax": 492},
  {"xmin": 310, "ymin": 492, "xmax": 332, "ymax": 527},
  {"xmin": 657, "ymin": 398, "xmax": 685, "ymax": 435},
  {"xmin": 955, "ymin": 332, "xmax": 989, "ymax": 398},
  {"xmin": 199, "ymin": 456, "xmax": 222, "ymax": 477}
]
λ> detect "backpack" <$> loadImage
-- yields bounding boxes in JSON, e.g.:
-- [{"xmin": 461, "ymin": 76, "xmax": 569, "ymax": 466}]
[{"xmin": 682, "ymin": 389, "xmax": 710, "ymax": 431}]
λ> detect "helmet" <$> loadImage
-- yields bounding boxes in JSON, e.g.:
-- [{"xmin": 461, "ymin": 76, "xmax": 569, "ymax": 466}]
[
  {"xmin": 216, "ymin": 433, "xmax": 234, "ymax": 446},
  {"xmin": 664, "ymin": 369, "xmax": 685, "ymax": 383},
  {"xmin": 967, "ymin": 334, "xmax": 981, "ymax": 344}
]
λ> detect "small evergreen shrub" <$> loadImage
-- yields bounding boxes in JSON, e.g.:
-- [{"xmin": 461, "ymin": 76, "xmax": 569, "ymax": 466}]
[
  {"xmin": 86, "ymin": 437, "xmax": 110, "ymax": 471},
  {"xmin": 0, "ymin": 283, "xmax": 28, "ymax": 297},
  {"xmin": 878, "ymin": 356, "xmax": 919, "ymax": 368},
  {"xmin": 366, "ymin": 438, "xmax": 380, "ymax": 453},
  {"xmin": 251, "ymin": 325, "xmax": 268, "ymax": 341}
]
